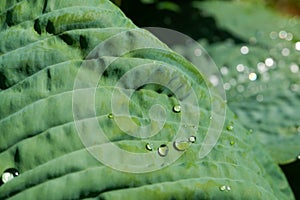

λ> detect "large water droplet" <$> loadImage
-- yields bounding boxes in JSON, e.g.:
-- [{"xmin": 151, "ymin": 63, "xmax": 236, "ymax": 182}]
[
  {"xmin": 1, "ymin": 168, "xmax": 19, "ymax": 184},
  {"xmin": 158, "ymin": 144, "xmax": 169, "ymax": 157},
  {"xmin": 173, "ymin": 139, "xmax": 190, "ymax": 151},
  {"xmin": 173, "ymin": 105, "xmax": 181, "ymax": 113},
  {"xmin": 145, "ymin": 143, "xmax": 153, "ymax": 151}
]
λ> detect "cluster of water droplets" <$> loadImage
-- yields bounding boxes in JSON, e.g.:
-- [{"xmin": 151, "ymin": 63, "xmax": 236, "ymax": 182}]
[{"xmin": 217, "ymin": 27, "xmax": 300, "ymax": 104}]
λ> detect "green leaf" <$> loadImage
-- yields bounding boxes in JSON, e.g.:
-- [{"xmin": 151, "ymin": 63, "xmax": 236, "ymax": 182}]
[{"xmin": 0, "ymin": 0, "xmax": 294, "ymax": 199}]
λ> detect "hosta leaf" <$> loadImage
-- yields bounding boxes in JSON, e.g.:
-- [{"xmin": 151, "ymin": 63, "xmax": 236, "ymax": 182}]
[
  {"xmin": 193, "ymin": 1, "xmax": 300, "ymax": 164},
  {"xmin": 0, "ymin": 0, "xmax": 294, "ymax": 199}
]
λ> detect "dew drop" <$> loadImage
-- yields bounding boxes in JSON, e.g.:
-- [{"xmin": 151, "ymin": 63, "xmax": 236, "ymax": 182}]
[
  {"xmin": 236, "ymin": 64, "xmax": 245, "ymax": 72},
  {"xmin": 219, "ymin": 185, "xmax": 226, "ymax": 191},
  {"xmin": 173, "ymin": 139, "xmax": 190, "ymax": 151},
  {"xmin": 226, "ymin": 186, "xmax": 231, "ymax": 191},
  {"xmin": 1, "ymin": 168, "xmax": 19, "ymax": 184},
  {"xmin": 226, "ymin": 125, "xmax": 234, "ymax": 131},
  {"xmin": 220, "ymin": 66, "xmax": 229, "ymax": 75},
  {"xmin": 286, "ymin": 33, "xmax": 293, "ymax": 41},
  {"xmin": 281, "ymin": 48, "xmax": 290, "ymax": 56},
  {"xmin": 209, "ymin": 75, "xmax": 219, "ymax": 86},
  {"xmin": 188, "ymin": 136, "xmax": 196, "ymax": 143},
  {"xmin": 256, "ymin": 95, "xmax": 264, "ymax": 102},
  {"xmin": 248, "ymin": 72, "xmax": 257, "ymax": 81},
  {"xmin": 240, "ymin": 46, "xmax": 249, "ymax": 55},
  {"xmin": 279, "ymin": 30, "xmax": 287, "ymax": 39},
  {"xmin": 107, "ymin": 113, "xmax": 114, "ymax": 119},
  {"xmin": 290, "ymin": 63, "xmax": 299, "ymax": 73},
  {"xmin": 223, "ymin": 83, "xmax": 231, "ymax": 90},
  {"xmin": 173, "ymin": 105, "xmax": 181, "ymax": 113},
  {"xmin": 269, "ymin": 31, "xmax": 277, "ymax": 39},
  {"xmin": 158, "ymin": 144, "xmax": 169, "ymax": 157},
  {"xmin": 265, "ymin": 58, "xmax": 274, "ymax": 67},
  {"xmin": 194, "ymin": 48, "xmax": 202, "ymax": 56},
  {"xmin": 230, "ymin": 141, "xmax": 235, "ymax": 145},
  {"xmin": 298, "ymin": 155, "xmax": 300, "ymax": 160},
  {"xmin": 295, "ymin": 42, "xmax": 300, "ymax": 51},
  {"xmin": 145, "ymin": 143, "xmax": 153, "ymax": 151}
]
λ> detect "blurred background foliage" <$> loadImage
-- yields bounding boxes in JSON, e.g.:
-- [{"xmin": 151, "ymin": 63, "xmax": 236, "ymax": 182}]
[{"xmin": 111, "ymin": 0, "xmax": 300, "ymax": 198}]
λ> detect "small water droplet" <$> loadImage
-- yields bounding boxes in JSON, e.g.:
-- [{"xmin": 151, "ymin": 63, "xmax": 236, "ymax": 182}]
[
  {"xmin": 223, "ymin": 83, "xmax": 231, "ymax": 90},
  {"xmin": 189, "ymin": 136, "xmax": 196, "ymax": 143},
  {"xmin": 279, "ymin": 30, "xmax": 287, "ymax": 39},
  {"xmin": 290, "ymin": 63, "xmax": 299, "ymax": 73},
  {"xmin": 286, "ymin": 33, "xmax": 293, "ymax": 41},
  {"xmin": 236, "ymin": 64, "xmax": 245, "ymax": 72},
  {"xmin": 219, "ymin": 185, "xmax": 226, "ymax": 191},
  {"xmin": 194, "ymin": 48, "xmax": 202, "ymax": 56},
  {"xmin": 108, "ymin": 113, "xmax": 114, "ymax": 119},
  {"xmin": 226, "ymin": 125, "xmax": 234, "ymax": 131},
  {"xmin": 297, "ymin": 155, "xmax": 300, "ymax": 160},
  {"xmin": 281, "ymin": 48, "xmax": 290, "ymax": 56},
  {"xmin": 158, "ymin": 144, "xmax": 169, "ymax": 157},
  {"xmin": 256, "ymin": 95, "xmax": 264, "ymax": 102},
  {"xmin": 269, "ymin": 31, "xmax": 277, "ymax": 39},
  {"xmin": 240, "ymin": 46, "xmax": 249, "ymax": 55},
  {"xmin": 173, "ymin": 105, "xmax": 181, "ymax": 113},
  {"xmin": 226, "ymin": 186, "xmax": 231, "ymax": 191},
  {"xmin": 295, "ymin": 42, "xmax": 300, "ymax": 51},
  {"xmin": 265, "ymin": 58, "xmax": 274, "ymax": 67},
  {"xmin": 173, "ymin": 139, "xmax": 190, "ymax": 151},
  {"xmin": 209, "ymin": 116, "xmax": 213, "ymax": 120},
  {"xmin": 248, "ymin": 72, "xmax": 257, "ymax": 81},
  {"xmin": 220, "ymin": 66, "xmax": 229, "ymax": 75},
  {"xmin": 230, "ymin": 141, "xmax": 235, "ymax": 145},
  {"xmin": 1, "ymin": 168, "xmax": 19, "ymax": 184},
  {"xmin": 209, "ymin": 75, "xmax": 219, "ymax": 86},
  {"xmin": 145, "ymin": 143, "xmax": 153, "ymax": 151}
]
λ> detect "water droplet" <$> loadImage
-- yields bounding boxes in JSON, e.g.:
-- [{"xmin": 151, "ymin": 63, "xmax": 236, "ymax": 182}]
[
  {"xmin": 256, "ymin": 95, "xmax": 264, "ymax": 102},
  {"xmin": 173, "ymin": 105, "xmax": 181, "ymax": 113},
  {"xmin": 209, "ymin": 75, "xmax": 219, "ymax": 86},
  {"xmin": 281, "ymin": 48, "xmax": 290, "ymax": 56},
  {"xmin": 108, "ymin": 113, "xmax": 114, "ymax": 119},
  {"xmin": 226, "ymin": 125, "xmax": 234, "ymax": 131},
  {"xmin": 257, "ymin": 62, "xmax": 267, "ymax": 73},
  {"xmin": 290, "ymin": 63, "xmax": 299, "ymax": 73},
  {"xmin": 220, "ymin": 66, "xmax": 229, "ymax": 75},
  {"xmin": 223, "ymin": 83, "xmax": 231, "ymax": 90},
  {"xmin": 265, "ymin": 58, "xmax": 274, "ymax": 67},
  {"xmin": 240, "ymin": 46, "xmax": 249, "ymax": 55},
  {"xmin": 269, "ymin": 31, "xmax": 277, "ymax": 39},
  {"xmin": 226, "ymin": 186, "xmax": 231, "ymax": 191},
  {"xmin": 189, "ymin": 136, "xmax": 196, "ymax": 143},
  {"xmin": 158, "ymin": 144, "xmax": 169, "ymax": 157},
  {"xmin": 219, "ymin": 185, "xmax": 226, "ymax": 191},
  {"xmin": 295, "ymin": 42, "xmax": 300, "ymax": 51},
  {"xmin": 298, "ymin": 155, "xmax": 300, "ymax": 160},
  {"xmin": 279, "ymin": 30, "xmax": 287, "ymax": 39},
  {"xmin": 194, "ymin": 48, "xmax": 202, "ymax": 56},
  {"xmin": 286, "ymin": 33, "xmax": 293, "ymax": 41},
  {"xmin": 209, "ymin": 116, "xmax": 213, "ymax": 120},
  {"xmin": 173, "ymin": 139, "xmax": 190, "ymax": 151},
  {"xmin": 230, "ymin": 141, "xmax": 235, "ymax": 145},
  {"xmin": 236, "ymin": 64, "xmax": 245, "ymax": 72},
  {"xmin": 237, "ymin": 85, "xmax": 245, "ymax": 93},
  {"xmin": 1, "ymin": 168, "xmax": 19, "ymax": 184},
  {"xmin": 248, "ymin": 73, "xmax": 257, "ymax": 81},
  {"xmin": 145, "ymin": 143, "xmax": 153, "ymax": 151}
]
